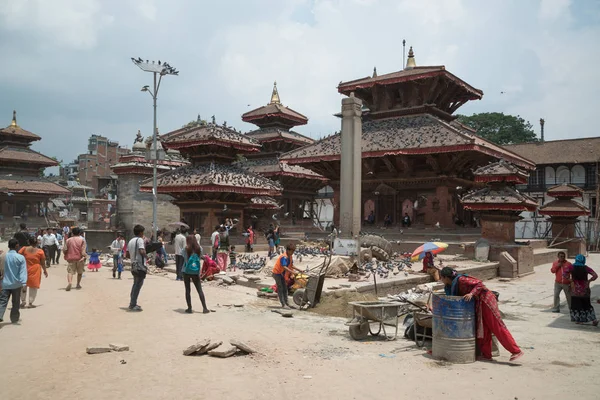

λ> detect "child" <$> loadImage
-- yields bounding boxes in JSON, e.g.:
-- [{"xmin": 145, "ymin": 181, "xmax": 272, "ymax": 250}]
[
  {"xmin": 229, "ymin": 245, "xmax": 237, "ymax": 272},
  {"xmin": 87, "ymin": 248, "xmax": 102, "ymax": 272}
]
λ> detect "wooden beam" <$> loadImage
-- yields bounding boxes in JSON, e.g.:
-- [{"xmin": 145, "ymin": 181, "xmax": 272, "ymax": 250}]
[
  {"xmin": 426, "ymin": 155, "xmax": 440, "ymax": 173},
  {"xmin": 382, "ymin": 156, "xmax": 397, "ymax": 173}
]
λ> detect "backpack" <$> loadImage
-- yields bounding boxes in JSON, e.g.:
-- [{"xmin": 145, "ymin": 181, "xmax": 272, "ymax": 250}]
[{"xmin": 185, "ymin": 253, "xmax": 201, "ymax": 274}]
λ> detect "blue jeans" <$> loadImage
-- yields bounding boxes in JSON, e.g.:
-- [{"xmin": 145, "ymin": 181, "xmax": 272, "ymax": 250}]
[
  {"xmin": 129, "ymin": 271, "xmax": 146, "ymax": 308},
  {"xmin": 0, "ymin": 288, "xmax": 22, "ymax": 323}
]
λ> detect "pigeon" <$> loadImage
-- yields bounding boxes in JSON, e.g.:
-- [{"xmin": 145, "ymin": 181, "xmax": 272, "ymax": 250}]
[
  {"xmin": 435, "ymin": 222, "xmax": 441, "ymax": 228},
  {"xmin": 272, "ymin": 214, "xmax": 278, "ymax": 220},
  {"xmin": 223, "ymin": 204, "xmax": 228, "ymax": 212}
]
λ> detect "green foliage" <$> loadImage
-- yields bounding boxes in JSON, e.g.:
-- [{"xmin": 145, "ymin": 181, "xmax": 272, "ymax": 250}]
[{"xmin": 456, "ymin": 112, "xmax": 538, "ymax": 145}]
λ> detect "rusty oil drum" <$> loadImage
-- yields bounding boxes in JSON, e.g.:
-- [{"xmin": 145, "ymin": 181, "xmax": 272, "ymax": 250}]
[{"xmin": 432, "ymin": 294, "xmax": 476, "ymax": 364}]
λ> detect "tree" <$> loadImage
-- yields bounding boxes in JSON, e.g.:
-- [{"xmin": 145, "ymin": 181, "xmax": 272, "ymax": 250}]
[
  {"xmin": 182, "ymin": 114, "xmax": 207, "ymax": 128},
  {"xmin": 456, "ymin": 112, "xmax": 538, "ymax": 145}
]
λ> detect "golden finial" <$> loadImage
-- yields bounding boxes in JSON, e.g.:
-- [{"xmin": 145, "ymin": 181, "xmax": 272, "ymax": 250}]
[
  {"xmin": 405, "ymin": 46, "xmax": 416, "ymax": 69},
  {"xmin": 10, "ymin": 110, "xmax": 18, "ymax": 127},
  {"xmin": 270, "ymin": 81, "xmax": 281, "ymax": 104},
  {"xmin": 372, "ymin": 67, "xmax": 378, "ymax": 78}
]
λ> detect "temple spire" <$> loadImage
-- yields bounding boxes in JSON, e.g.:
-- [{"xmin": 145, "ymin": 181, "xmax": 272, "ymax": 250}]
[
  {"xmin": 372, "ymin": 67, "xmax": 378, "ymax": 78},
  {"xmin": 269, "ymin": 81, "xmax": 281, "ymax": 104},
  {"xmin": 405, "ymin": 46, "xmax": 416, "ymax": 69},
  {"xmin": 10, "ymin": 110, "xmax": 17, "ymax": 127}
]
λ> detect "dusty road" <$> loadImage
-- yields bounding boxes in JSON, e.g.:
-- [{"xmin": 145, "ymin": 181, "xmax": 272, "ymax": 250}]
[{"xmin": 1, "ymin": 247, "xmax": 598, "ymax": 400}]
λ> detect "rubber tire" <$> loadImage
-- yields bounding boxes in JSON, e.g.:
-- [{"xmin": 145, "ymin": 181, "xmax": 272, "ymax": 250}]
[
  {"xmin": 349, "ymin": 322, "xmax": 370, "ymax": 340},
  {"xmin": 370, "ymin": 246, "xmax": 390, "ymax": 262},
  {"xmin": 293, "ymin": 289, "xmax": 305, "ymax": 307},
  {"xmin": 360, "ymin": 235, "xmax": 393, "ymax": 260}
]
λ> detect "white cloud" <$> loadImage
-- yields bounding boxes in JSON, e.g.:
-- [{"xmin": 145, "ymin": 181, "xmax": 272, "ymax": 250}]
[{"xmin": 0, "ymin": 0, "xmax": 113, "ymax": 49}]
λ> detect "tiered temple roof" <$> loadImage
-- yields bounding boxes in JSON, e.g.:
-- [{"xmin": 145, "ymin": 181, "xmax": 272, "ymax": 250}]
[
  {"xmin": 280, "ymin": 49, "xmax": 535, "ymax": 186},
  {"xmin": 236, "ymin": 158, "xmax": 327, "ymax": 181},
  {"xmin": 0, "ymin": 111, "xmax": 69, "ymax": 197},
  {"xmin": 143, "ymin": 163, "xmax": 282, "ymax": 196},
  {"xmin": 242, "ymin": 82, "xmax": 308, "ymax": 129},
  {"xmin": 461, "ymin": 160, "xmax": 537, "ymax": 212},
  {"xmin": 280, "ymin": 114, "xmax": 533, "ymax": 170},
  {"xmin": 539, "ymin": 183, "xmax": 590, "ymax": 217}
]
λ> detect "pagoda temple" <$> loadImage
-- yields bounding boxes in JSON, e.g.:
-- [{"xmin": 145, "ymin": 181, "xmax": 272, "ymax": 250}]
[
  {"xmin": 538, "ymin": 183, "xmax": 590, "ymax": 256},
  {"xmin": 141, "ymin": 119, "xmax": 283, "ymax": 237},
  {"xmin": 279, "ymin": 48, "xmax": 534, "ymax": 228},
  {"xmin": 461, "ymin": 159, "xmax": 538, "ymax": 243},
  {"xmin": 113, "ymin": 130, "xmax": 188, "ymax": 237},
  {"xmin": 239, "ymin": 82, "xmax": 328, "ymax": 227},
  {"xmin": 0, "ymin": 110, "xmax": 69, "ymax": 231}
]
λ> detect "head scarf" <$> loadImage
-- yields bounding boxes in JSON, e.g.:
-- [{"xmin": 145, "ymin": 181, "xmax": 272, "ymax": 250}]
[{"xmin": 571, "ymin": 254, "xmax": 588, "ymax": 281}]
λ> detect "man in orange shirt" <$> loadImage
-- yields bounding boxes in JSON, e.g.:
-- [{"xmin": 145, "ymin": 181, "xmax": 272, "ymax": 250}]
[
  {"xmin": 550, "ymin": 251, "xmax": 572, "ymax": 312},
  {"xmin": 272, "ymin": 243, "xmax": 303, "ymax": 309}
]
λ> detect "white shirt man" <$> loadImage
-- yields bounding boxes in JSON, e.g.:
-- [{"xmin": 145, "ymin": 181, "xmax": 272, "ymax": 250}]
[
  {"xmin": 41, "ymin": 231, "xmax": 57, "ymax": 247},
  {"xmin": 174, "ymin": 230, "xmax": 187, "ymax": 281}
]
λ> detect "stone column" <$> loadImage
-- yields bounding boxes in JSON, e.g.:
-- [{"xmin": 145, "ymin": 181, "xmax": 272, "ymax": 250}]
[{"xmin": 339, "ymin": 93, "xmax": 363, "ymax": 238}]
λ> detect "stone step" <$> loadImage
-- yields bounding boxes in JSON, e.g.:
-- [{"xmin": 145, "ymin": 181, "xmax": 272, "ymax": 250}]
[
  {"xmin": 533, "ymin": 247, "xmax": 566, "ymax": 266},
  {"xmin": 516, "ymin": 239, "xmax": 549, "ymax": 250}
]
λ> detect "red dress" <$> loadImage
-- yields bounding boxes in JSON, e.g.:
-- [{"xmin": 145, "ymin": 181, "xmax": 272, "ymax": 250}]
[
  {"xmin": 201, "ymin": 257, "xmax": 220, "ymax": 280},
  {"xmin": 454, "ymin": 276, "xmax": 521, "ymax": 359}
]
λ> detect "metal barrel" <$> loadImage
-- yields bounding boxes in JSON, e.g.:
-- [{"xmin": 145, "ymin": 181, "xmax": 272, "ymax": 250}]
[{"xmin": 432, "ymin": 294, "xmax": 476, "ymax": 364}]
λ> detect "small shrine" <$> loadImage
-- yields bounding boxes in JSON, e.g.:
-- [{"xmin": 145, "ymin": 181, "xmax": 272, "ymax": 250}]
[
  {"xmin": 461, "ymin": 159, "xmax": 538, "ymax": 277},
  {"xmin": 539, "ymin": 183, "xmax": 590, "ymax": 256},
  {"xmin": 461, "ymin": 159, "xmax": 537, "ymax": 243}
]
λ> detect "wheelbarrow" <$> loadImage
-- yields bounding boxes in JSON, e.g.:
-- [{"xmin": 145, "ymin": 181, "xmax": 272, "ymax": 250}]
[
  {"xmin": 346, "ymin": 301, "xmax": 407, "ymax": 340},
  {"xmin": 292, "ymin": 254, "xmax": 330, "ymax": 309}
]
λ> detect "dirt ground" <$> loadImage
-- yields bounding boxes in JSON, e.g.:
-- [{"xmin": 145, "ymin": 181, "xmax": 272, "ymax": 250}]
[{"xmin": 1, "ymin": 242, "xmax": 599, "ymax": 400}]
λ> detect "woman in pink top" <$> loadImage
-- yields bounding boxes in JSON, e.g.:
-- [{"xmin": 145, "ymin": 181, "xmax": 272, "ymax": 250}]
[{"xmin": 562, "ymin": 254, "xmax": 598, "ymax": 326}]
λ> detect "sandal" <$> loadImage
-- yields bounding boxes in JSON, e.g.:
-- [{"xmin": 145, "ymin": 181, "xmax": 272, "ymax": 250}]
[{"xmin": 510, "ymin": 351, "xmax": 524, "ymax": 362}]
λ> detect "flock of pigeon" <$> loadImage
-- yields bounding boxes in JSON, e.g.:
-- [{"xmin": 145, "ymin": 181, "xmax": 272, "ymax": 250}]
[{"xmin": 156, "ymin": 163, "xmax": 283, "ymax": 192}]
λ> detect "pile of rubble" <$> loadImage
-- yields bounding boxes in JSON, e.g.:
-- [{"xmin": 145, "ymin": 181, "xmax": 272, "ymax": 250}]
[{"xmin": 183, "ymin": 339, "xmax": 257, "ymax": 358}]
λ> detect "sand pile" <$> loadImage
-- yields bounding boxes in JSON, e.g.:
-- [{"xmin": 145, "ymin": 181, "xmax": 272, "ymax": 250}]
[{"xmin": 308, "ymin": 290, "xmax": 378, "ymax": 319}]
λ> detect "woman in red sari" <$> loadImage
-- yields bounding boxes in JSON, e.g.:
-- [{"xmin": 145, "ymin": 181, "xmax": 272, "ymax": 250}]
[{"xmin": 440, "ymin": 267, "xmax": 524, "ymax": 362}]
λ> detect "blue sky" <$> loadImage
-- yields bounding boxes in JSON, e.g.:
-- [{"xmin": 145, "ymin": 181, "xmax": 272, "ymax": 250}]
[{"xmin": 1, "ymin": 0, "xmax": 599, "ymax": 171}]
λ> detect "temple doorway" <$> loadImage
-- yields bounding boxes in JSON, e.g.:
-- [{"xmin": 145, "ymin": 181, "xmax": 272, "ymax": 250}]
[
  {"xmin": 364, "ymin": 199, "xmax": 375, "ymax": 223},
  {"xmin": 401, "ymin": 199, "xmax": 414, "ymax": 221}
]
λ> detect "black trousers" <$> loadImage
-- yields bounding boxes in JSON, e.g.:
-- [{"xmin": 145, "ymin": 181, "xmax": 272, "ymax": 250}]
[
  {"xmin": 129, "ymin": 271, "xmax": 146, "ymax": 308},
  {"xmin": 183, "ymin": 273, "xmax": 207, "ymax": 311},
  {"xmin": 175, "ymin": 255, "xmax": 184, "ymax": 280}
]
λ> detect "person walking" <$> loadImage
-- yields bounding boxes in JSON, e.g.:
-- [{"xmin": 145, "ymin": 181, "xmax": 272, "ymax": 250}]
[
  {"xmin": 550, "ymin": 251, "xmax": 572, "ymax": 313},
  {"xmin": 265, "ymin": 224, "xmax": 275, "ymax": 258},
  {"xmin": 174, "ymin": 228, "xmax": 187, "ymax": 281},
  {"xmin": 193, "ymin": 229, "xmax": 201, "ymax": 248},
  {"xmin": 440, "ymin": 267, "xmax": 524, "ymax": 361},
  {"xmin": 63, "ymin": 227, "xmax": 86, "ymax": 291},
  {"xmin": 562, "ymin": 254, "xmax": 598, "ymax": 326},
  {"xmin": 216, "ymin": 226, "xmax": 230, "ymax": 271},
  {"xmin": 18, "ymin": 236, "xmax": 48, "ymax": 308},
  {"xmin": 0, "ymin": 239, "xmax": 28, "ymax": 324},
  {"xmin": 271, "ymin": 243, "xmax": 303, "ymax": 309},
  {"xmin": 41, "ymin": 228, "xmax": 57, "ymax": 267},
  {"xmin": 110, "ymin": 234, "xmax": 125, "ymax": 279},
  {"xmin": 210, "ymin": 226, "xmax": 220, "ymax": 261},
  {"xmin": 128, "ymin": 224, "xmax": 147, "ymax": 312},
  {"xmin": 13, "ymin": 223, "xmax": 30, "ymax": 249},
  {"xmin": 53, "ymin": 228, "xmax": 63, "ymax": 264},
  {"xmin": 181, "ymin": 235, "xmax": 209, "ymax": 314}
]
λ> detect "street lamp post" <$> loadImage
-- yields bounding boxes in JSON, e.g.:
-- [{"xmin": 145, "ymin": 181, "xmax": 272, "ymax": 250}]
[{"xmin": 131, "ymin": 57, "xmax": 179, "ymax": 239}]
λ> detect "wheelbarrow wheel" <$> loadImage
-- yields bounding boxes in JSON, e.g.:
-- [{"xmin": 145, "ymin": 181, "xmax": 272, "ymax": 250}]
[
  {"xmin": 293, "ymin": 289, "xmax": 305, "ymax": 307},
  {"xmin": 349, "ymin": 321, "xmax": 370, "ymax": 340}
]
